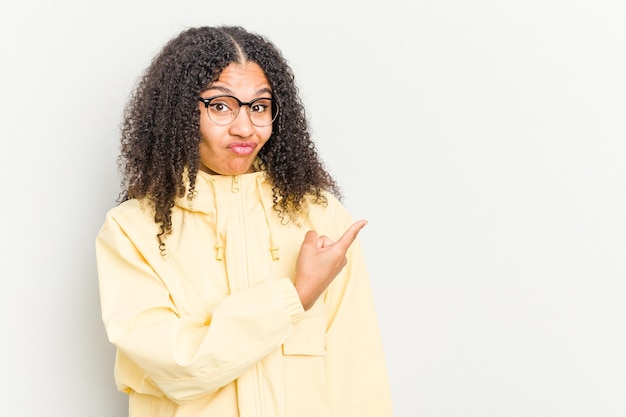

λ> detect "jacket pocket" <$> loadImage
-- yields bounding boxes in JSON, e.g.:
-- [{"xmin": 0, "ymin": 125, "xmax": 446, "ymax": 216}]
[
  {"xmin": 282, "ymin": 311, "xmax": 332, "ymax": 416},
  {"xmin": 282, "ymin": 313, "xmax": 326, "ymax": 356}
]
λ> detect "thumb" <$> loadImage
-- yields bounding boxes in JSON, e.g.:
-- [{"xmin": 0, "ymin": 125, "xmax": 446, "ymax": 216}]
[{"xmin": 301, "ymin": 230, "xmax": 319, "ymax": 249}]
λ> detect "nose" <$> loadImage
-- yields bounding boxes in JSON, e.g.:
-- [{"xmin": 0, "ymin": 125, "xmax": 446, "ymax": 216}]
[{"xmin": 229, "ymin": 106, "xmax": 255, "ymax": 137}]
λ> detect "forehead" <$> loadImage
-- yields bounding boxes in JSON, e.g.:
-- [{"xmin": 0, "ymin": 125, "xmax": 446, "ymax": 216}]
[{"xmin": 208, "ymin": 62, "xmax": 270, "ymax": 94}]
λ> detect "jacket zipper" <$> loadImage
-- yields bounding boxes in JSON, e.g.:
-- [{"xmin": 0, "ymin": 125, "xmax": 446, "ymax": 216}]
[{"xmin": 233, "ymin": 175, "xmax": 263, "ymax": 417}]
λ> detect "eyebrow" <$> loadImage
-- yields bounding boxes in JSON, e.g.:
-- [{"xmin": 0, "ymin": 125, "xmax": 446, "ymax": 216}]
[{"xmin": 203, "ymin": 86, "xmax": 273, "ymax": 96}]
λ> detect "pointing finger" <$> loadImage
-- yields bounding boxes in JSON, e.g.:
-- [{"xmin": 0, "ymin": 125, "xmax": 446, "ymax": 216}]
[{"xmin": 335, "ymin": 219, "xmax": 368, "ymax": 252}]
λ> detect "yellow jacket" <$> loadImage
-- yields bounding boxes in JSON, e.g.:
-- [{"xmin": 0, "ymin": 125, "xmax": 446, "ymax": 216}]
[{"xmin": 96, "ymin": 170, "xmax": 394, "ymax": 417}]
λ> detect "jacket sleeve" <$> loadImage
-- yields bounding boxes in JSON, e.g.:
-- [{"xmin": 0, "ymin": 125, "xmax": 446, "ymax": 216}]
[
  {"xmin": 323, "ymin": 210, "xmax": 395, "ymax": 416},
  {"xmin": 95, "ymin": 214, "xmax": 305, "ymax": 404}
]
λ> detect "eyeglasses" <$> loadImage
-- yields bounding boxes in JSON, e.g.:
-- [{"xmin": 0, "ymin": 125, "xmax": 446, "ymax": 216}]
[{"xmin": 198, "ymin": 95, "xmax": 279, "ymax": 127}]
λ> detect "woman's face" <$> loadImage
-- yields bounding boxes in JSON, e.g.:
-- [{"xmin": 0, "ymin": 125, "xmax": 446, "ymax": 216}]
[{"xmin": 197, "ymin": 62, "xmax": 273, "ymax": 176}]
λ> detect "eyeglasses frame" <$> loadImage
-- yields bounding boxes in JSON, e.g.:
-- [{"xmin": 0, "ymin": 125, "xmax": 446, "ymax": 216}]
[{"xmin": 197, "ymin": 94, "xmax": 279, "ymax": 127}]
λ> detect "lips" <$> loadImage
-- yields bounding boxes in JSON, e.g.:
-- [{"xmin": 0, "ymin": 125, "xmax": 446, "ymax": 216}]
[{"xmin": 228, "ymin": 142, "xmax": 256, "ymax": 156}]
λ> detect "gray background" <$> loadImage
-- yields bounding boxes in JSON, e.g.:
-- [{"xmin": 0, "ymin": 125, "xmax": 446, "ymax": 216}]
[{"xmin": 1, "ymin": 0, "xmax": 625, "ymax": 416}]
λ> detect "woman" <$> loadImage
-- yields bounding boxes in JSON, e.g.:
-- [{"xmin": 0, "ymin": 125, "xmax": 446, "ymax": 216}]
[{"xmin": 96, "ymin": 25, "xmax": 393, "ymax": 417}]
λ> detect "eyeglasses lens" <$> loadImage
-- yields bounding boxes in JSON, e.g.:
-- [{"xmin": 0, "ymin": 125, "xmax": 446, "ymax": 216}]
[{"xmin": 206, "ymin": 96, "xmax": 277, "ymax": 127}]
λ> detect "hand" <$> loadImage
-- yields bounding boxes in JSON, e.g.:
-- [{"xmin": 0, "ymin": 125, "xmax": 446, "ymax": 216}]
[{"xmin": 294, "ymin": 220, "xmax": 368, "ymax": 311}]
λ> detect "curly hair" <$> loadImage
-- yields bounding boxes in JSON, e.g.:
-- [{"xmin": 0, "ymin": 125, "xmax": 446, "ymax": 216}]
[{"xmin": 118, "ymin": 26, "xmax": 341, "ymax": 248}]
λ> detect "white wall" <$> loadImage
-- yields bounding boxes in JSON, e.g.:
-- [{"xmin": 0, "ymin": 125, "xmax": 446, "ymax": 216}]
[{"xmin": 1, "ymin": 1, "xmax": 625, "ymax": 416}]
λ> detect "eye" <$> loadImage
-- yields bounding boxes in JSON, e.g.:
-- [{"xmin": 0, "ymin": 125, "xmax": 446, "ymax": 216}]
[
  {"xmin": 250, "ymin": 99, "xmax": 272, "ymax": 114},
  {"xmin": 209, "ymin": 100, "xmax": 234, "ymax": 113}
]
